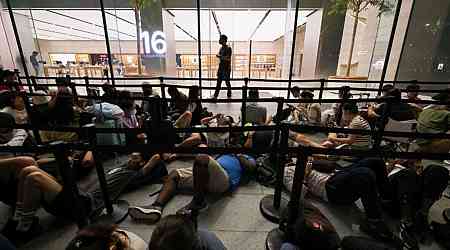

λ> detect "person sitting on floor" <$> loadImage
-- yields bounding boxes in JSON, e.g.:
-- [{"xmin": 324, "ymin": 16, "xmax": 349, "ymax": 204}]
[
  {"xmin": 168, "ymin": 86, "xmax": 188, "ymax": 121},
  {"xmin": 148, "ymin": 214, "xmax": 226, "ymax": 250},
  {"xmin": 128, "ymin": 142, "xmax": 257, "ymax": 224},
  {"xmin": 0, "ymin": 113, "xmax": 28, "ymax": 158},
  {"xmin": 1, "ymin": 153, "xmax": 167, "ymax": 245},
  {"xmin": 406, "ymin": 83, "xmax": 423, "ymax": 111},
  {"xmin": 166, "ymin": 113, "xmax": 235, "ymax": 161},
  {"xmin": 368, "ymin": 88, "xmax": 417, "ymax": 122},
  {"xmin": 66, "ymin": 223, "xmax": 147, "ymax": 250},
  {"xmin": 245, "ymin": 88, "xmax": 267, "ymax": 125},
  {"xmin": 293, "ymin": 103, "xmax": 371, "ymax": 150},
  {"xmin": 332, "ymin": 86, "xmax": 352, "ymax": 127},
  {"xmin": 415, "ymin": 89, "xmax": 450, "ymax": 154},
  {"xmin": 283, "ymin": 158, "xmax": 397, "ymax": 245},
  {"xmin": 187, "ymin": 86, "xmax": 203, "ymax": 126},
  {"xmin": 292, "ymin": 90, "xmax": 321, "ymax": 125}
]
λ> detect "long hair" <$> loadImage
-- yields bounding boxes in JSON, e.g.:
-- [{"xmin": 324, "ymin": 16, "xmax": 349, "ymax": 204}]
[
  {"xmin": 148, "ymin": 215, "xmax": 197, "ymax": 250},
  {"xmin": 66, "ymin": 224, "xmax": 128, "ymax": 250}
]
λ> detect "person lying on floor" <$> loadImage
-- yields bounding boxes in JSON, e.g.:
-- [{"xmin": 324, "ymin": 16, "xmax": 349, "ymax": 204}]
[
  {"xmin": 1, "ymin": 153, "xmax": 167, "ymax": 245},
  {"xmin": 283, "ymin": 158, "xmax": 397, "ymax": 244},
  {"xmin": 149, "ymin": 214, "xmax": 226, "ymax": 250},
  {"xmin": 291, "ymin": 103, "xmax": 371, "ymax": 150},
  {"xmin": 128, "ymin": 142, "xmax": 257, "ymax": 224}
]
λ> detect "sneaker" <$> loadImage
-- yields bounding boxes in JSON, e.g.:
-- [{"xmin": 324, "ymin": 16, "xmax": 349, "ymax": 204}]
[
  {"xmin": 176, "ymin": 199, "xmax": 208, "ymax": 216},
  {"xmin": 2, "ymin": 217, "xmax": 42, "ymax": 246},
  {"xmin": 399, "ymin": 222, "xmax": 419, "ymax": 250},
  {"xmin": 129, "ymin": 205, "xmax": 162, "ymax": 224},
  {"xmin": 360, "ymin": 219, "xmax": 395, "ymax": 242}
]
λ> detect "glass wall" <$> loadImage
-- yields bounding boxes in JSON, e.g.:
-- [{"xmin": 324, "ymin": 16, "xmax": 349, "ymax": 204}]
[{"xmin": 1, "ymin": 0, "xmax": 447, "ymax": 97}]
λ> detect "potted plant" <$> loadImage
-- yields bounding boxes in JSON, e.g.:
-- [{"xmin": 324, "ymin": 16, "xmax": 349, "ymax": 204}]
[{"xmin": 329, "ymin": 0, "xmax": 391, "ymax": 78}]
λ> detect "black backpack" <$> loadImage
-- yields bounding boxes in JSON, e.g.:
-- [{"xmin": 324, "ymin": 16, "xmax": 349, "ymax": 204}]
[{"xmin": 280, "ymin": 201, "xmax": 341, "ymax": 250}]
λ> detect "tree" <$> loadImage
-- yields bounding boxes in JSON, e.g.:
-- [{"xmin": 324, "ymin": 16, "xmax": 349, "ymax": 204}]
[
  {"xmin": 329, "ymin": 0, "xmax": 391, "ymax": 77},
  {"xmin": 130, "ymin": 0, "xmax": 151, "ymax": 75}
]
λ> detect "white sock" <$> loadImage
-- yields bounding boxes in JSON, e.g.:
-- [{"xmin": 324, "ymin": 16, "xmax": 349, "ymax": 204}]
[{"xmin": 16, "ymin": 210, "xmax": 36, "ymax": 232}]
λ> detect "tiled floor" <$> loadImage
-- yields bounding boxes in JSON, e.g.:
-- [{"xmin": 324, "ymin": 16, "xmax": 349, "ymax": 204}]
[{"xmin": 2, "ymin": 91, "xmax": 448, "ymax": 249}]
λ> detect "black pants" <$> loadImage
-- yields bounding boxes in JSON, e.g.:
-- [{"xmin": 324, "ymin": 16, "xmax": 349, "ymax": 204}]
[
  {"xmin": 214, "ymin": 69, "xmax": 231, "ymax": 98},
  {"xmin": 389, "ymin": 165, "xmax": 449, "ymax": 219},
  {"xmin": 326, "ymin": 158, "xmax": 387, "ymax": 219}
]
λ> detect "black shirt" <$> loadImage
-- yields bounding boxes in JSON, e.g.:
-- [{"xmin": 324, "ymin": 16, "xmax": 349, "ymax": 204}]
[
  {"xmin": 374, "ymin": 102, "xmax": 417, "ymax": 121},
  {"xmin": 218, "ymin": 45, "xmax": 232, "ymax": 72}
]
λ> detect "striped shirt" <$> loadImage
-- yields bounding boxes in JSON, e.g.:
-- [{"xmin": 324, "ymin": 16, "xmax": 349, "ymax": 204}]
[{"xmin": 349, "ymin": 115, "xmax": 371, "ymax": 148}]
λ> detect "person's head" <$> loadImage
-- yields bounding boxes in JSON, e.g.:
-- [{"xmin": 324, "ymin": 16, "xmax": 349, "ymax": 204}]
[
  {"xmin": 291, "ymin": 86, "xmax": 301, "ymax": 98},
  {"xmin": 148, "ymin": 214, "xmax": 197, "ymax": 250},
  {"xmin": 300, "ymin": 90, "xmax": 314, "ymax": 100},
  {"xmin": 342, "ymin": 102, "xmax": 359, "ymax": 123},
  {"xmin": 338, "ymin": 86, "xmax": 351, "ymax": 99},
  {"xmin": 188, "ymin": 86, "xmax": 200, "ymax": 100},
  {"xmin": 219, "ymin": 34, "xmax": 228, "ymax": 46},
  {"xmin": 167, "ymin": 86, "xmax": 180, "ymax": 98},
  {"xmin": 384, "ymin": 88, "xmax": 401, "ymax": 102},
  {"xmin": 216, "ymin": 114, "xmax": 234, "ymax": 127},
  {"xmin": 0, "ymin": 112, "xmax": 15, "ymax": 143},
  {"xmin": 142, "ymin": 82, "xmax": 153, "ymax": 96},
  {"xmin": 381, "ymin": 84, "xmax": 394, "ymax": 96},
  {"xmin": 127, "ymin": 152, "xmax": 150, "ymax": 170},
  {"xmin": 432, "ymin": 88, "xmax": 450, "ymax": 107},
  {"xmin": 237, "ymin": 154, "xmax": 257, "ymax": 173},
  {"xmin": 51, "ymin": 88, "xmax": 74, "ymax": 125},
  {"xmin": 0, "ymin": 91, "xmax": 15, "ymax": 109},
  {"xmin": 55, "ymin": 77, "xmax": 71, "ymax": 87},
  {"xmin": 102, "ymin": 83, "xmax": 115, "ymax": 96},
  {"xmin": 3, "ymin": 70, "xmax": 16, "ymax": 83},
  {"xmin": 406, "ymin": 84, "xmax": 420, "ymax": 99},
  {"xmin": 117, "ymin": 90, "xmax": 135, "ymax": 111},
  {"xmin": 32, "ymin": 51, "xmax": 39, "ymax": 56},
  {"xmin": 248, "ymin": 88, "xmax": 259, "ymax": 99},
  {"xmin": 66, "ymin": 223, "xmax": 130, "ymax": 250}
]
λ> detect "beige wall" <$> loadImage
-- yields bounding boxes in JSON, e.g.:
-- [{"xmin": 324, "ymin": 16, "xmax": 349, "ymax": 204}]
[{"xmin": 301, "ymin": 10, "xmax": 322, "ymax": 78}]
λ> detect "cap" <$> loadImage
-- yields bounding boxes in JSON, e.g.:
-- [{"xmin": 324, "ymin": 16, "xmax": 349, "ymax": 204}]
[{"xmin": 300, "ymin": 90, "xmax": 314, "ymax": 99}]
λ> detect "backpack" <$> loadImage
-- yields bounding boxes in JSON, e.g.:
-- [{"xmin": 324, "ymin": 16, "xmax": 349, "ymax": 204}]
[{"xmin": 280, "ymin": 201, "xmax": 340, "ymax": 250}]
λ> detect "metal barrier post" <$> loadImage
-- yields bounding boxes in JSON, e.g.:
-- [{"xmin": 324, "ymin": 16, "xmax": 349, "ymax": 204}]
[
  {"xmin": 67, "ymin": 74, "xmax": 79, "ymax": 105},
  {"xmin": 84, "ymin": 76, "xmax": 90, "ymax": 97},
  {"xmin": 373, "ymin": 97, "xmax": 393, "ymax": 149},
  {"xmin": 19, "ymin": 91, "xmax": 42, "ymax": 145},
  {"xmin": 86, "ymin": 124, "xmax": 129, "ymax": 224},
  {"xmin": 159, "ymin": 77, "xmax": 166, "ymax": 99},
  {"xmin": 260, "ymin": 98, "xmax": 289, "ymax": 223},
  {"xmin": 30, "ymin": 76, "xmax": 38, "ymax": 91},
  {"xmin": 274, "ymin": 124, "xmax": 289, "ymax": 208},
  {"xmin": 265, "ymin": 147, "xmax": 308, "ymax": 250},
  {"xmin": 52, "ymin": 141, "xmax": 89, "ymax": 228},
  {"xmin": 99, "ymin": 0, "xmax": 116, "ymax": 86},
  {"xmin": 241, "ymin": 85, "xmax": 248, "ymax": 126},
  {"xmin": 319, "ymin": 78, "xmax": 325, "ymax": 103},
  {"xmin": 286, "ymin": 0, "xmax": 301, "ymax": 100}
]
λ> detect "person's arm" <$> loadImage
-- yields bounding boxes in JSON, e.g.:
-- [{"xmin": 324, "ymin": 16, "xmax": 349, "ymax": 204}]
[
  {"xmin": 368, "ymin": 104, "xmax": 381, "ymax": 118},
  {"xmin": 201, "ymin": 114, "xmax": 219, "ymax": 125},
  {"xmin": 139, "ymin": 154, "xmax": 163, "ymax": 176},
  {"xmin": 244, "ymin": 131, "xmax": 254, "ymax": 148},
  {"xmin": 1, "ymin": 129, "xmax": 28, "ymax": 147},
  {"xmin": 328, "ymin": 133, "xmax": 356, "ymax": 145}
]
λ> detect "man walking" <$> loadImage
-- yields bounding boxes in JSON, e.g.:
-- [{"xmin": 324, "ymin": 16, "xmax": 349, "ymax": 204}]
[{"xmin": 213, "ymin": 35, "xmax": 232, "ymax": 99}]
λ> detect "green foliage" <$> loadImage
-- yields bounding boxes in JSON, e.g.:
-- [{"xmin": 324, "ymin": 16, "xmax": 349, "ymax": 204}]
[
  {"xmin": 328, "ymin": 0, "xmax": 391, "ymax": 16},
  {"xmin": 129, "ymin": 0, "xmax": 152, "ymax": 10}
]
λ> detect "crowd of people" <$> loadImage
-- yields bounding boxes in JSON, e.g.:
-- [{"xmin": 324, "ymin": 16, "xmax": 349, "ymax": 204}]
[{"xmin": 0, "ymin": 68, "xmax": 449, "ymax": 250}]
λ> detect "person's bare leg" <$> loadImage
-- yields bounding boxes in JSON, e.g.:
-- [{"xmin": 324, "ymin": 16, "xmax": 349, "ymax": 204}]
[
  {"xmin": 16, "ymin": 166, "xmax": 61, "ymax": 232},
  {"xmin": 152, "ymin": 171, "xmax": 180, "ymax": 208},
  {"xmin": 141, "ymin": 154, "xmax": 163, "ymax": 176},
  {"xmin": 169, "ymin": 133, "xmax": 202, "ymax": 161},
  {"xmin": 0, "ymin": 157, "xmax": 38, "ymax": 203},
  {"xmin": 174, "ymin": 111, "xmax": 192, "ymax": 128},
  {"xmin": 192, "ymin": 154, "xmax": 210, "ymax": 204}
]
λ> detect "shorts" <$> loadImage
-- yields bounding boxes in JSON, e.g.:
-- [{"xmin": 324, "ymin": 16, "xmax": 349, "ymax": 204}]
[
  {"xmin": 176, "ymin": 157, "xmax": 230, "ymax": 193},
  {"xmin": 43, "ymin": 187, "xmax": 95, "ymax": 221}
]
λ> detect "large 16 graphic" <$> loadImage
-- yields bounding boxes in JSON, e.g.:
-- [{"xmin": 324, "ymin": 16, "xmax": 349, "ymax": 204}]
[{"xmin": 142, "ymin": 30, "xmax": 167, "ymax": 55}]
